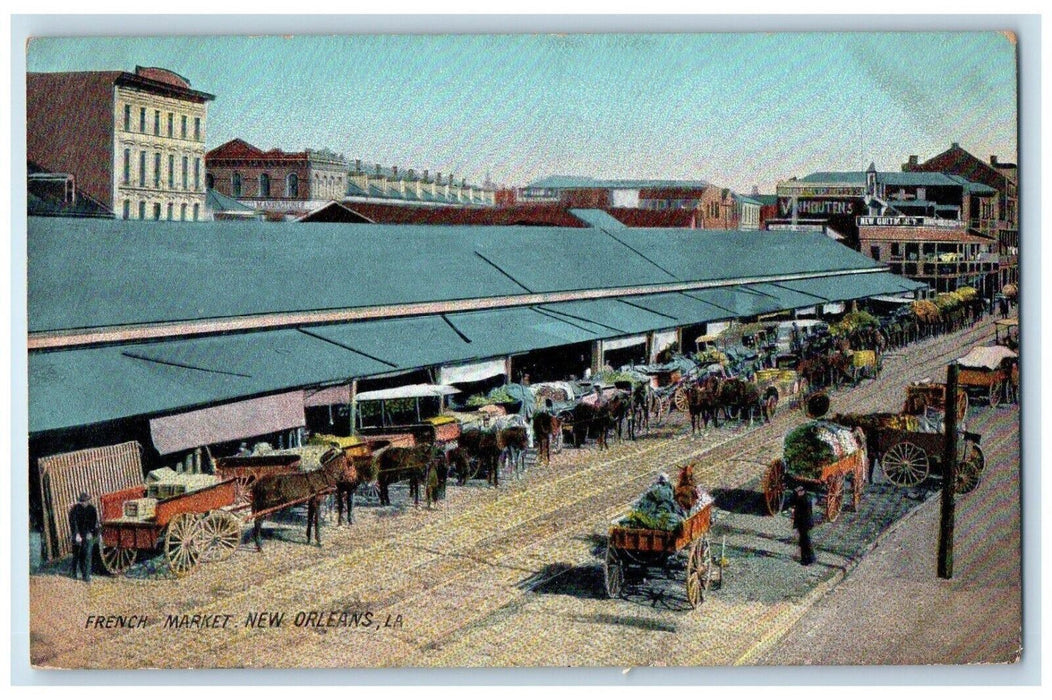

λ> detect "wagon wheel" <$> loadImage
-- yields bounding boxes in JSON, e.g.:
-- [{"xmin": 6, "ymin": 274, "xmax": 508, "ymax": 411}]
[
  {"xmin": 988, "ymin": 379, "xmax": 1003, "ymax": 406},
  {"xmin": 685, "ymin": 537, "xmax": 712, "ymax": 609},
  {"xmin": 881, "ymin": 441, "xmax": 930, "ymax": 487},
  {"xmin": 603, "ymin": 545, "xmax": 625, "ymax": 599},
  {"xmin": 674, "ymin": 386, "xmax": 691, "ymax": 413},
  {"xmin": 99, "ymin": 542, "xmax": 137, "ymax": 576},
  {"xmin": 164, "ymin": 513, "xmax": 203, "ymax": 578},
  {"xmin": 550, "ymin": 428, "xmax": 564, "ymax": 454},
  {"xmin": 653, "ymin": 395, "xmax": 673, "ymax": 426},
  {"xmin": 232, "ymin": 475, "xmax": 255, "ymax": 509},
  {"xmin": 763, "ymin": 459, "xmax": 786, "ymax": 516},
  {"xmin": 199, "ymin": 510, "xmax": 241, "ymax": 563},
  {"xmin": 825, "ymin": 474, "xmax": 844, "ymax": 523},
  {"xmin": 954, "ymin": 442, "xmax": 985, "ymax": 495}
]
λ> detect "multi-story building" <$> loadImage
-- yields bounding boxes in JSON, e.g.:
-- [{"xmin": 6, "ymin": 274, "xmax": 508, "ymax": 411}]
[
  {"xmin": 205, "ymin": 139, "xmax": 348, "ymax": 217},
  {"xmin": 901, "ymin": 143, "xmax": 1019, "ymax": 287},
  {"xmin": 771, "ymin": 163, "xmax": 998, "ymax": 248},
  {"xmin": 27, "ymin": 66, "xmax": 214, "ymax": 221},
  {"xmin": 344, "ymin": 161, "xmax": 494, "ymax": 208},
  {"xmin": 858, "ymin": 219, "xmax": 999, "ymax": 296}
]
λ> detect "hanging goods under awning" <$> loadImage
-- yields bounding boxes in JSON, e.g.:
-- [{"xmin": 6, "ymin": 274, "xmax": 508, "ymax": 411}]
[
  {"xmin": 150, "ymin": 391, "xmax": 306, "ymax": 456},
  {"xmin": 439, "ymin": 358, "xmax": 507, "ymax": 385}
]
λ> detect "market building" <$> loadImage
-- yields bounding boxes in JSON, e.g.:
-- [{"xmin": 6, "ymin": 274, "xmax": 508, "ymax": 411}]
[
  {"xmin": 28, "ymin": 215, "xmax": 927, "ymax": 560},
  {"xmin": 27, "ymin": 66, "xmax": 214, "ymax": 221},
  {"xmin": 901, "ymin": 143, "xmax": 1019, "ymax": 288},
  {"xmin": 344, "ymin": 161, "xmax": 495, "ymax": 208}
]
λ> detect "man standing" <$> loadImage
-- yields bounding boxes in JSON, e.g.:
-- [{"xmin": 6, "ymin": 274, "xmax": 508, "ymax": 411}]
[
  {"xmin": 68, "ymin": 492, "xmax": 99, "ymax": 582},
  {"xmin": 790, "ymin": 485, "xmax": 816, "ymax": 566}
]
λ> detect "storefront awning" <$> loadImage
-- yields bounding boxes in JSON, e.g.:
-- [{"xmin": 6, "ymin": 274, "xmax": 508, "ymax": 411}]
[
  {"xmin": 773, "ymin": 271, "xmax": 927, "ymax": 302},
  {"xmin": 439, "ymin": 359, "xmax": 507, "ymax": 385},
  {"xmin": 150, "ymin": 391, "xmax": 306, "ymax": 455}
]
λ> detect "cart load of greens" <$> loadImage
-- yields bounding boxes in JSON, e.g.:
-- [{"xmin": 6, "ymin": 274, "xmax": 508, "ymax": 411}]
[{"xmin": 783, "ymin": 420, "xmax": 864, "ymax": 479}]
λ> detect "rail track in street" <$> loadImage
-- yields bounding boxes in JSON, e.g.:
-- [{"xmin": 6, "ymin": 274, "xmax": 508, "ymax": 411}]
[{"xmin": 30, "ymin": 317, "xmax": 1012, "ymax": 669}]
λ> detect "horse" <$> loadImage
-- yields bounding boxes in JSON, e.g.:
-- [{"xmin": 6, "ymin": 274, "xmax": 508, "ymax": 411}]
[
  {"xmin": 249, "ymin": 446, "xmax": 346, "ymax": 550},
  {"xmin": 374, "ymin": 443, "xmax": 446, "ymax": 508},
  {"xmin": 688, "ymin": 375, "xmax": 723, "ymax": 433},
  {"xmin": 452, "ymin": 428, "xmax": 501, "ymax": 486},
  {"xmin": 630, "ymin": 382, "xmax": 651, "ymax": 436},
  {"xmin": 561, "ymin": 401, "xmax": 603, "ymax": 449},
  {"xmin": 497, "ymin": 426, "xmax": 530, "ymax": 480},
  {"xmin": 601, "ymin": 390, "xmax": 632, "ymax": 442},
  {"xmin": 531, "ymin": 411, "xmax": 561, "ymax": 465},
  {"xmin": 718, "ymin": 377, "xmax": 769, "ymax": 425}
]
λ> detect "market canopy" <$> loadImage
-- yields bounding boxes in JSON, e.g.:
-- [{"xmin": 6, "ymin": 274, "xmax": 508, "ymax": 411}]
[
  {"xmin": 353, "ymin": 384, "xmax": 460, "ymax": 402},
  {"xmin": 957, "ymin": 346, "xmax": 1017, "ymax": 370}
]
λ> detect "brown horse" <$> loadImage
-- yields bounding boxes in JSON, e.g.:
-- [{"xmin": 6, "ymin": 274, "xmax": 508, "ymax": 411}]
[
  {"xmin": 250, "ymin": 446, "xmax": 346, "ymax": 550},
  {"xmin": 452, "ymin": 428, "xmax": 501, "ymax": 486},
  {"xmin": 688, "ymin": 375, "xmax": 722, "ymax": 433},
  {"xmin": 497, "ymin": 426, "xmax": 530, "ymax": 480},
  {"xmin": 602, "ymin": 390, "xmax": 632, "ymax": 442},
  {"xmin": 333, "ymin": 441, "xmax": 386, "ymax": 526},
  {"xmin": 532, "ymin": 411, "xmax": 559, "ymax": 465},
  {"xmin": 374, "ymin": 443, "xmax": 446, "ymax": 508}
]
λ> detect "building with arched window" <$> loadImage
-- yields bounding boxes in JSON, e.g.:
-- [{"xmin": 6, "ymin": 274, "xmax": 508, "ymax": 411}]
[{"xmin": 205, "ymin": 139, "xmax": 346, "ymax": 217}]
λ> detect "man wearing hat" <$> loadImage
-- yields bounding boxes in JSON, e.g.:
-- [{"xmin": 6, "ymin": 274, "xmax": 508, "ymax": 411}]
[
  {"xmin": 789, "ymin": 485, "xmax": 815, "ymax": 566},
  {"xmin": 68, "ymin": 492, "xmax": 99, "ymax": 582}
]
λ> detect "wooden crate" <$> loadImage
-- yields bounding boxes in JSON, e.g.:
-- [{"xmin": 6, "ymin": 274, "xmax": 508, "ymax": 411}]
[{"xmin": 122, "ymin": 498, "xmax": 157, "ymax": 519}]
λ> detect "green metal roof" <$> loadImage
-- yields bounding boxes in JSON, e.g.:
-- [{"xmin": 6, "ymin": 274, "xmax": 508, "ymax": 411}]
[
  {"xmin": 567, "ymin": 208, "xmax": 627, "ymax": 228},
  {"xmin": 205, "ymin": 188, "xmax": 255, "ymax": 212},
  {"xmin": 773, "ymin": 272, "xmax": 927, "ymax": 301},
  {"xmin": 795, "ymin": 170, "xmax": 994, "ymax": 193},
  {"xmin": 28, "ymin": 219, "xmax": 884, "ymax": 334}
]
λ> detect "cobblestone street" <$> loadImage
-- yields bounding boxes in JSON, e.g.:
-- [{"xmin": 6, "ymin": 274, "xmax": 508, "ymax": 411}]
[{"xmin": 29, "ymin": 316, "xmax": 1019, "ymax": 669}]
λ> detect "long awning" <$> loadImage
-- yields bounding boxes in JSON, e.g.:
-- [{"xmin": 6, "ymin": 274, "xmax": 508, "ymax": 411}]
[
  {"xmin": 439, "ymin": 359, "xmax": 507, "ymax": 385},
  {"xmin": 354, "ymin": 384, "xmax": 460, "ymax": 402},
  {"xmin": 149, "ymin": 391, "xmax": 306, "ymax": 455},
  {"xmin": 772, "ymin": 271, "xmax": 927, "ymax": 302}
]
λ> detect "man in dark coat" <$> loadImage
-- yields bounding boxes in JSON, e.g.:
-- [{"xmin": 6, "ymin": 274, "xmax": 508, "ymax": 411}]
[
  {"xmin": 790, "ymin": 486, "xmax": 816, "ymax": 566},
  {"xmin": 68, "ymin": 492, "xmax": 99, "ymax": 582}
]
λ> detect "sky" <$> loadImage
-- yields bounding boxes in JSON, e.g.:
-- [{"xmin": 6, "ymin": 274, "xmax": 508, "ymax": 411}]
[{"xmin": 26, "ymin": 31, "xmax": 1019, "ymax": 193}]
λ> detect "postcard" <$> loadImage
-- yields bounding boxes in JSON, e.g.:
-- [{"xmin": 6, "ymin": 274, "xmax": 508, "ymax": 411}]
[{"xmin": 22, "ymin": 28, "xmax": 1021, "ymax": 671}]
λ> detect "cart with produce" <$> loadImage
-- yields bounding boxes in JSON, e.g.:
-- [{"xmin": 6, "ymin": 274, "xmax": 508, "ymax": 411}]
[
  {"xmin": 763, "ymin": 422, "xmax": 868, "ymax": 523},
  {"xmin": 98, "ymin": 476, "xmax": 240, "ymax": 577},
  {"xmin": 751, "ymin": 367, "xmax": 808, "ymax": 413},
  {"xmin": 903, "ymin": 381, "xmax": 969, "ymax": 424},
  {"xmin": 604, "ymin": 467, "xmax": 722, "ymax": 609},
  {"xmin": 956, "ymin": 346, "xmax": 1018, "ymax": 406},
  {"xmin": 830, "ymin": 410, "xmax": 985, "ymax": 495}
]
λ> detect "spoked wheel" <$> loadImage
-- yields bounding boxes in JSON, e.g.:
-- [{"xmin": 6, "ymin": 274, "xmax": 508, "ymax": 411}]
[
  {"xmin": 199, "ymin": 510, "xmax": 242, "ymax": 563},
  {"xmin": 653, "ymin": 396, "xmax": 672, "ymax": 426},
  {"xmin": 550, "ymin": 429, "xmax": 564, "ymax": 454},
  {"xmin": 674, "ymin": 386, "xmax": 690, "ymax": 413},
  {"xmin": 825, "ymin": 474, "xmax": 844, "ymax": 523},
  {"xmin": 763, "ymin": 459, "xmax": 786, "ymax": 516},
  {"xmin": 604, "ymin": 546, "xmax": 625, "ymax": 599},
  {"xmin": 164, "ymin": 513, "xmax": 203, "ymax": 578},
  {"xmin": 99, "ymin": 542, "xmax": 137, "ymax": 576},
  {"xmin": 955, "ymin": 442, "xmax": 985, "ymax": 495},
  {"xmin": 989, "ymin": 380, "xmax": 1003, "ymax": 407},
  {"xmin": 881, "ymin": 441, "xmax": 930, "ymax": 487},
  {"xmin": 232, "ymin": 476, "xmax": 255, "ymax": 509},
  {"xmin": 685, "ymin": 537, "xmax": 712, "ymax": 609}
]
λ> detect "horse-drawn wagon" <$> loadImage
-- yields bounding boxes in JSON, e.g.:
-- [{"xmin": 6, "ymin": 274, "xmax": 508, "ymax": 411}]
[
  {"xmin": 604, "ymin": 466, "xmax": 722, "ymax": 609},
  {"xmin": 763, "ymin": 422, "xmax": 868, "ymax": 523},
  {"xmin": 98, "ymin": 477, "xmax": 241, "ymax": 577},
  {"xmin": 956, "ymin": 346, "xmax": 1018, "ymax": 406},
  {"xmin": 830, "ymin": 383, "xmax": 983, "ymax": 494}
]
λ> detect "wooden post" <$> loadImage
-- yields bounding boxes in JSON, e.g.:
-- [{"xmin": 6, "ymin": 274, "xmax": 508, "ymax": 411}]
[
  {"xmin": 937, "ymin": 363, "xmax": 958, "ymax": 579},
  {"xmin": 348, "ymin": 379, "xmax": 358, "ymax": 436},
  {"xmin": 590, "ymin": 340, "xmax": 602, "ymax": 375}
]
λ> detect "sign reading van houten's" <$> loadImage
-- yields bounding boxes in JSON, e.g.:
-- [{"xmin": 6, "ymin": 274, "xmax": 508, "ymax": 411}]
[{"xmin": 777, "ymin": 197, "xmax": 861, "ymax": 218}]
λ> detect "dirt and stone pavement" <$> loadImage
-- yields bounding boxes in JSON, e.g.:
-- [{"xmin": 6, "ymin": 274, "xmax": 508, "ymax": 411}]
[{"xmin": 28, "ymin": 315, "xmax": 1020, "ymax": 669}]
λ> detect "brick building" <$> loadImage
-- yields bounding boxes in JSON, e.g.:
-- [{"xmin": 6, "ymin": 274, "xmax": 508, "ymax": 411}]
[
  {"xmin": 901, "ymin": 143, "xmax": 1018, "ymax": 288},
  {"xmin": 27, "ymin": 66, "xmax": 214, "ymax": 221},
  {"xmin": 205, "ymin": 139, "xmax": 347, "ymax": 216}
]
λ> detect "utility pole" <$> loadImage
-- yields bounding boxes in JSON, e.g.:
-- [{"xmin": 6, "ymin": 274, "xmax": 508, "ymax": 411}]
[{"xmin": 937, "ymin": 362, "xmax": 958, "ymax": 579}]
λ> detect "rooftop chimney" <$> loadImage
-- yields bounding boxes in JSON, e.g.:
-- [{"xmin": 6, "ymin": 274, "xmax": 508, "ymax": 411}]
[
  {"xmin": 408, "ymin": 168, "xmax": 414, "ymax": 179},
  {"xmin": 375, "ymin": 163, "xmax": 381, "ymax": 175},
  {"xmin": 990, "ymin": 155, "xmax": 999, "ymax": 166},
  {"xmin": 392, "ymin": 166, "xmax": 398, "ymax": 178},
  {"xmin": 462, "ymin": 177, "xmax": 467, "ymax": 187},
  {"xmin": 908, "ymin": 155, "xmax": 918, "ymax": 166},
  {"xmin": 423, "ymin": 169, "xmax": 429, "ymax": 180},
  {"xmin": 952, "ymin": 142, "xmax": 960, "ymax": 148}
]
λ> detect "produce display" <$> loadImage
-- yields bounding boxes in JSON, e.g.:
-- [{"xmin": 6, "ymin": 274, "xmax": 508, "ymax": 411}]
[
  {"xmin": 830, "ymin": 310, "xmax": 879, "ymax": 336},
  {"xmin": 783, "ymin": 421, "xmax": 862, "ymax": 479},
  {"xmin": 253, "ymin": 443, "xmax": 335, "ymax": 471},
  {"xmin": 956, "ymin": 286, "xmax": 979, "ymax": 301},
  {"xmin": 934, "ymin": 292, "xmax": 965, "ymax": 311},
  {"xmin": 911, "ymin": 299, "xmax": 940, "ymax": 323},
  {"xmin": 616, "ymin": 469, "xmax": 713, "ymax": 532},
  {"xmin": 694, "ymin": 348, "xmax": 728, "ymax": 366},
  {"xmin": 466, "ymin": 387, "xmax": 517, "ymax": 408}
]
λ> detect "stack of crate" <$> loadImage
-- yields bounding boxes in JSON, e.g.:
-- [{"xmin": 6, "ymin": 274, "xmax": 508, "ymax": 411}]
[{"xmin": 123, "ymin": 497, "xmax": 158, "ymax": 520}]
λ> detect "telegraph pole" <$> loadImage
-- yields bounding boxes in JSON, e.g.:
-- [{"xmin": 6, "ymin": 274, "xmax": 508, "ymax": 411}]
[{"xmin": 937, "ymin": 362, "xmax": 958, "ymax": 579}]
